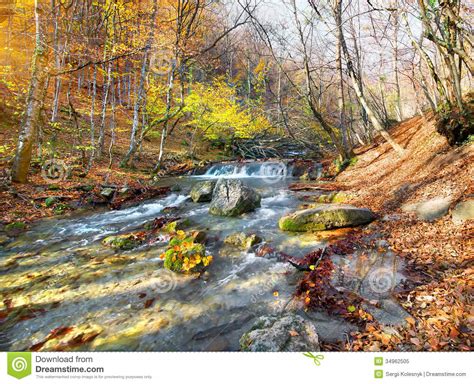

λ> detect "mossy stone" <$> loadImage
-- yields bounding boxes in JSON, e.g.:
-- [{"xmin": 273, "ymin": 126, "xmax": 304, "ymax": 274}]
[{"xmin": 279, "ymin": 205, "xmax": 375, "ymax": 232}]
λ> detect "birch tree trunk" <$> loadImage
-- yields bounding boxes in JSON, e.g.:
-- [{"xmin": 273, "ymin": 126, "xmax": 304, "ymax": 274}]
[
  {"xmin": 121, "ymin": 0, "xmax": 157, "ymax": 168},
  {"xmin": 335, "ymin": 1, "xmax": 352, "ymax": 156},
  {"xmin": 11, "ymin": 0, "xmax": 50, "ymax": 183}
]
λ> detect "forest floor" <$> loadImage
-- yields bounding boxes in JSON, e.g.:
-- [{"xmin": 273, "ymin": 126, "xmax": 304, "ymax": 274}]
[{"xmin": 318, "ymin": 113, "xmax": 473, "ymax": 351}]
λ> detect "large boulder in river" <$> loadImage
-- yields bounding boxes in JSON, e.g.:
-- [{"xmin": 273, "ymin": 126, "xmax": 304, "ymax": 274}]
[
  {"xmin": 279, "ymin": 204, "xmax": 375, "ymax": 231},
  {"xmin": 209, "ymin": 179, "xmax": 261, "ymax": 217},
  {"xmin": 190, "ymin": 180, "xmax": 216, "ymax": 203},
  {"xmin": 240, "ymin": 314, "xmax": 320, "ymax": 352}
]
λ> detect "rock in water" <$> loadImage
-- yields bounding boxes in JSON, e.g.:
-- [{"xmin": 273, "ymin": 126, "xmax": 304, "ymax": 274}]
[
  {"xmin": 279, "ymin": 204, "xmax": 375, "ymax": 231},
  {"xmin": 240, "ymin": 314, "xmax": 320, "ymax": 352},
  {"xmin": 209, "ymin": 179, "xmax": 261, "ymax": 217},
  {"xmin": 190, "ymin": 180, "xmax": 216, "ymax": 202},
  {"xmin": 224, "ymin": 232, "xmax": 262, "ymax": 250},
  {"xmin": 102, "ymin": 233, "xmax": 143, "ymax": 250}
]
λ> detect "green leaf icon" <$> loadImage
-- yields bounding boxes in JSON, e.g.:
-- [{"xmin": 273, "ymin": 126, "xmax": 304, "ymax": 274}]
[{"xmin": 7, "ymin": 352, "xmax": 32, "ymax": 379}]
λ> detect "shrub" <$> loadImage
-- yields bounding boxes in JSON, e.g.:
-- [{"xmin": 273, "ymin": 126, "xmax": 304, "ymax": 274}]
[{"xmin": 160, "ymin": 230, "xmax": 213, "ymax": 273}]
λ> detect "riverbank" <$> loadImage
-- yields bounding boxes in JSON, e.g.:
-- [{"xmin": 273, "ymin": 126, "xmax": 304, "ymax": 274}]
[{"xmin": 313, "ymin": 113, "xmax": 473, "ymax": 351}]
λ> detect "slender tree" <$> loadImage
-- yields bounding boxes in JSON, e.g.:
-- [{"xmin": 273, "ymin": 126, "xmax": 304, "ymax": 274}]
[{"xmin": 11, "ymin": 0, "xmax": 50, "ymax": 183}]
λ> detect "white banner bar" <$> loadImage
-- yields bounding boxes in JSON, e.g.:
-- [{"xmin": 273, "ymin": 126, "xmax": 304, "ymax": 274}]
[{"xmin": 1, "ymin": 352, "xmax": 471, "ymax": 383}]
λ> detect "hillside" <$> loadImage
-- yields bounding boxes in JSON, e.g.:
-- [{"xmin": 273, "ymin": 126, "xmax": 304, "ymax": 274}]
[{"xmin": 328, "ymin": 113, "xmax": 473, "ymax": 351}]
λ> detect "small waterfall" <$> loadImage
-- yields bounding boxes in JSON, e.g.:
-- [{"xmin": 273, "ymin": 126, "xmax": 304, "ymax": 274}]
[{"xmin": 202, "ymin": 161, "xmax": 291, "ymax": 179}]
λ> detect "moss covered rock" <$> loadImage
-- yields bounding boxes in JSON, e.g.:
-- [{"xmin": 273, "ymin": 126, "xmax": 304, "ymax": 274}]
[
  {"xmin": 5, "ymin": 222, "xmax": 27, "ymax": 236},
  {"xmin": 163, "ymin": 218, "xmax": 192, "ymax": 233},
  {"xmin": 279, "ymin": 204, "xmax": 375, "ymax": 232},
  {"xmin": 102, "ymin": 233, "xmax": 144, "ymax": 250},
  {"xmin": 161, "ymin": 231, "xmax": 212, "ymax": 273}
]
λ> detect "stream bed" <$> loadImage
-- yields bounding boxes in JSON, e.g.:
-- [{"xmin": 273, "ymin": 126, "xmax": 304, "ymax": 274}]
[{"xmin": 0, "ymin": 162, "xmax": 408, "ymax": 351}]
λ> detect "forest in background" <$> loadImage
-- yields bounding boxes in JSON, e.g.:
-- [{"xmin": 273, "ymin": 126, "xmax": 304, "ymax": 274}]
[{"xmin": 0, "ymin": 0, "xmax": 471, "ymax": 184}]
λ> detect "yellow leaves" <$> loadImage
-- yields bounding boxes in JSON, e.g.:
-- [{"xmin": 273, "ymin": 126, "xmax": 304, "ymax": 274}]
[
  {"xmin": 202, "ymin": 255, "xmax": 213, "ymax": 267},
  {"xmin": 304, "ymin": 297, "xmax": 311, "ymax": 305},
  {"xmin": 253, "ymin": 58, "xmax": 266, "ymax": 75},
  {"xmin": 182, "ymin": 78, "xmax": 270, "ymax": 140}
]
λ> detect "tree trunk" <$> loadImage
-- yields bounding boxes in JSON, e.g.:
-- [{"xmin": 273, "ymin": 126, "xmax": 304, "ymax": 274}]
[
  {"xmin": 335, "ymin": 2, "xmax": 352, "ymax": 157},
  {"xmin": 155, "ymin": 63, "xmax": 176, "ymax": 171},
  {"xmin": 121, "ymin": 0, "xmax": 158, "ymax": 167},
  {"xmin": 335, "ymin": 0, "xmax": 405, "ymax": 157},
  {"xmin": 11, "ymin": 0, "xmax": 50, "ymax": 183}
]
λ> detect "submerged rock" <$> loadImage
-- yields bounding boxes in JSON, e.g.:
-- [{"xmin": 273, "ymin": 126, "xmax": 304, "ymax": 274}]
[
  {"xmin": 240, "ymin": 314, "xmax": 320, "ymax": 352},
  {"xmin": 224, "ymin": 232, "xmax": 262, "ymax": 250},
  {"xmin": 190, "ymin": 180, "xmax": 216, "ymax": 202},
  {"xmin": 209, "ymin": 179, "xmax": 261, "ymax": 217},
  {"xmin": 0, "ymin": 234, "xmax": 10, "ymax": 246},
  {"xmin": 279, "ymin": 204, "xmax": 375, "ymax": 232},
  {"xmin": 102, "ymin": 233, "xmax": 144, "ymax": 250}
]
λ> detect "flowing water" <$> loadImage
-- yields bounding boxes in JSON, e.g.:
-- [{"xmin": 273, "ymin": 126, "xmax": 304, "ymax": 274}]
[{"xmin": 0, "ymin": 161, "xmax": 407, "ymax": 351}]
